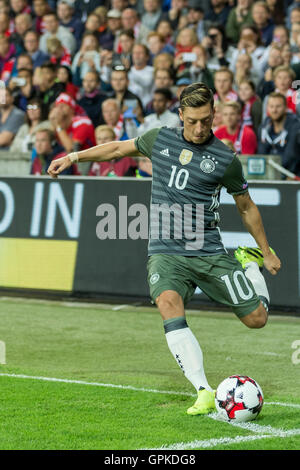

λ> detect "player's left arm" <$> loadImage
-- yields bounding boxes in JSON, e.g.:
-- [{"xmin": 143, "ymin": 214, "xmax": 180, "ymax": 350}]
[{"xmin": 233, "ymin": 191, "xmax": 281, "ymax": 275}]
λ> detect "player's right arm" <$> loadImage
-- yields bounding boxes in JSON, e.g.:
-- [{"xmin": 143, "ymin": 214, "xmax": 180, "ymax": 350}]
[{"xmin": 47, "ymin": 138, "xmax": 141, "ymax": 178}]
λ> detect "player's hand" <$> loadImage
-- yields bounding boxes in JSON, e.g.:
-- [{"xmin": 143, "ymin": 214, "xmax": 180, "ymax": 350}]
[
  {"xmin": 47, "ymin": 155, "xmax": 72, "ymax": 179},
  {"xmin": 263, "ymin": 250, "xmax": 281, "ymax": 275}
]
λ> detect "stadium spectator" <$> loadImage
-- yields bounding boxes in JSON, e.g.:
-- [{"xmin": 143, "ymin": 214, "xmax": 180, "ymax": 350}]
[
  {"xmin": 152, "ymin": 51, "xmax": 175, "ymax": 73},
  {"xmin": 156, "ymin": 19, "xmax": 176, "ymax": 48},
  {"xmin": 187, "ymin": 44, "xmax": 215, "ymax": 90},
  {"xmin": 230, "ymin": 25, "xmax": 266, "ymax": 79},
  {"xmin": 141, "ymin": 0, "xmax": 163, "ymax": 31},
  {"xmin": 137, "ymin": 87, "xmax": 181, "ymax": 135},
  {"xmin": 38, "ymin": 62, "xmax": 65, "ymax": 112},
  {"xmin": 32, "ymin": 0, "xmax": 51, "ymax": 35},
  {"xmin": 0, "ymin": 35, "xmax": 16, "ymax": 82},
  {"xmin": 262, "ymin": 65, "xmax": 297, "ymax": 118},
  {"xmin": 0, "ymin": 87, "xmax": 25, "ymax": 150},
  {"xmin": 161, "ymin": 0, "xmax": 188, "ymax": 31},
  {"xmin": 212, "ymin": 100, "xmax": 223, "ymax": 131},
  {"xmin": 238, "ymin": 79, "xmax": 262, "ymax": 135},
  {"xmin": 185, "ymin": 2, "xmax": 207, "ymax": 43},
  {"xmin": 225, "ymin": 0, "xmax": 254, "ymax": 45},
  {"xmin": 10, "ymin": 0, "xmax": 31, "ymax": 17},
  {"xmin": 173, "ymin": 27, "xmax": 198, "ymax": 80},
  {"xmin": 201, "ymin": 23, "xmax": 234, "ymax": 72},
  {"xmin": 10, "ymin": 12, "xmax": 32, "ymax": 54},
  {"xmin": 9, "ymin": 67, "xmax": 37, "ymax": 111},
  {"xmin": 145, "ymin": 67, "xmax": 176, "ymax": 114},
  {"xmin": 110, "ymin": 65, "xmax": 143, "ymax": 118},
  {"xmin": 23, "ymin": 30, "xmax": 50, "ymax": 69},
  {"xmin": 213, "ymin": 67, "xmax": 238, "ymax": 104},
  {"xmin": 49, "ymin": 92, "xmax": 96, "ymax": 153},
  {"xmin": 46, "ymin": 37, "xmax": 71, "ymax": 68},
  {"xmin": 88, "ymin": 124, "xmax": 138, "ymax": 176},
  {"xmin": 257, "ymin": 43, "xmax": 284, "ymax": 98},
  {"xmin": 0, "ymin": 12, "xmax": 11, "ymax": 37},
  {"xmin": 231, "ymin": 52, "xmax": 260, "ymax": 88},
  {"xmin": 31, "ymin": 127, "xmax": 77, "ymax": 175},
  {"xmin": 214, "ymin": 101, "xmax": 257, "ymax": 154},
  {"xmin": 106, "ymin": 8, "xmax": 123, "ymax": 51},
  {"xmin": 147, "ymin": 31, "xmax": 175, "ymax": 64},
  {"xmin": 251, "ymin": 1, "xmax": 274, "ymax": 46},
  {"xmin": 57, "ymin": 65, "xmax": 79, "ymax": 100},
  {"xmin": 128, "ymin": 43, "xmax": 154, "ymax": 107},
  {"xmin": 71, "ymin": 32, "xmax": 102, "ymax": 86},
  {"xmin": 112, "ymin": 28, "xmax": 134, "ymax": 69},
  {"xmin": 101, "ymin": 98, "xmax": 128, "ymax": 140},
  {"xmin": 77, "ymin": 71, "xmax": 107, "ymax": 127},
  {"xmin": 265, "ymin": 0, "xmax": 286, "ymax": 25},
  {"xmin": 74, "ymin": 0, "xmax": 105, "ymax": 23},
  {"xmin": 204, "ymin": 0, "xmax": 232, "ymax": 26},
  {"xmin": 57, "ymin": 0, "xmax": 84, "ymax": 49},
  {"xmin": 39, "ymin": 12, "xmax": 76, "ymax": 56},
  {"xmin": 121, "ymin": 8, "xmax": 150, "ymax": 45},
  {"xmin": 258, "ymin": 91, "xmax": 300, "ymax": 176},
  {"xmin": 10, "ymin": 96, "xmax": 52, "ymax": 153}
]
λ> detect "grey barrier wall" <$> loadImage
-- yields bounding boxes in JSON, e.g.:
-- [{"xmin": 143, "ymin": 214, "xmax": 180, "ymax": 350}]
[{"xmin": 0, "ymin": 176, "xmax": 299, "ymax": 311}]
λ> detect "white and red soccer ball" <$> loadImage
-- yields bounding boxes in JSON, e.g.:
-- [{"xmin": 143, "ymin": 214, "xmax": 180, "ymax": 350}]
[{"xmin": 215, "ymin": 375, "xmax": 264, "ymax": 423}]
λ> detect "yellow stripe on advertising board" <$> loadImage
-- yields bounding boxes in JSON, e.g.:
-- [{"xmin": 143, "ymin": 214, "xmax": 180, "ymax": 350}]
[{"xmin": 0, "ymin": 238, "xmax": 77, "ymax": 291}]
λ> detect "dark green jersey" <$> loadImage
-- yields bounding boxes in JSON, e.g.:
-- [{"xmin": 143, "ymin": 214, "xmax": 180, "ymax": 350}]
[{"xmin": 134, "ymin": 126, "xmax": 248, "ymax": 256}]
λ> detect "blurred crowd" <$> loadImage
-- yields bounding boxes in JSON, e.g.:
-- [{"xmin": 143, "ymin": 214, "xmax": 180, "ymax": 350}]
[{"xmin": 0, "ymin": 0, "xmax": 300, "ymax": 177}]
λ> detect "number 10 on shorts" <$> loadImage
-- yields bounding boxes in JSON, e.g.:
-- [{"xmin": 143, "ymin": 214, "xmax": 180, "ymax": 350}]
[{"xmin": 221, "ymin": 271, "xmax": 254, "ymax": 304}]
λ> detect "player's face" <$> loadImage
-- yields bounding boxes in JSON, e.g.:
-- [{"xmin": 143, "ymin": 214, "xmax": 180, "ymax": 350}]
[{"xmin": 179, "ymin": 104, "xmax": 214, "ymax": 144}]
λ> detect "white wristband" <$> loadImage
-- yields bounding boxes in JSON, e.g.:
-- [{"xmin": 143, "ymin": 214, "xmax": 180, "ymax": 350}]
[{"xmin": 68, "ymin": 152, "xmax": 79, "ymax": 163}]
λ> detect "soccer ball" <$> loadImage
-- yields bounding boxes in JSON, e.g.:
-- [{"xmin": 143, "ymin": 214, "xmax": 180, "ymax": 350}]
[{"xmin": 215, "ymin": 375, "xmax": 264, "ymax": 423}]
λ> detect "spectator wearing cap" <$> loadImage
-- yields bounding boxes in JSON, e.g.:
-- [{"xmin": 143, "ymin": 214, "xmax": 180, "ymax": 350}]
[
  {"xmin": 121, "ymin": 8, "xmax": 150, "ymax": 45},
  {"xmin": 128, "ymin": 43, "xmax": 154, "ymax": 108},
  {"xmin": 138, "ymin": 88, "xmax": 181, "ymax": 136},
  {"xmin": 77, "ymin": 71, "xmax": 107, "ymax": 127},
  {"xmin": 106, "ymin": 9, "xmax": 123, "ymax": 52},
  {"xmin": 141, "ymin": 0, "xmax": 163, "ymax": 31},
  {"xmin": 170, "ymin": 77, "xmax": 192, "ymax": 115},
  {"xmin": 39, "ymin": 12, "xmax": 76, "ymax": 56},
  {"xmin": 49, "ymin": 92, "xmax": 96, "ymax": 154},
  {"xmin": 24, "ymin": 30, "xmax": 50, "ymax": 69},
  {"xmin": 204, "ymin": 0, "xmax": 232, "ymax": 27},
  {"xmin": 57, "ymin": 0, "xmax": 84, "ymax": 50},
  {"xmin": 225, "ymin": 0, "xmax": 254, "ymax": 45}
]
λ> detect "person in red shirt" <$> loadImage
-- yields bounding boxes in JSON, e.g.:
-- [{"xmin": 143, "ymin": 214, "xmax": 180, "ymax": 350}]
[
  {"xmin": 49, "ymin": 92, "xmax": 96, "ymax": 154},
  {"xmin": 214, "ymin": 101, "xmax": 257, "ymax": 154},
  {"xmin": 88, "ymin": 124, "xmax": 137, "ymax": 177}
]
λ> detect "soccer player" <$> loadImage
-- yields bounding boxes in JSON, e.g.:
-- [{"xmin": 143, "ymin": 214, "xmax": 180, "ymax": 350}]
[{"xmin": 47, "ymin": 83, "xmax": 281, "ymax": 415}]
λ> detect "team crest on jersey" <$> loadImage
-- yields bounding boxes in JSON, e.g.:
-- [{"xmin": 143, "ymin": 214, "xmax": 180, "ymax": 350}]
[
  {"xmin": 150, "ymin": 273, "xmax": 160, "ymax": 285},
  {"xmin": 200, "ymin": 155, "xmax": 218, "ymax": 173},
  {"xmin": 179, "ymin": 149, "xmax": 193, "ymax": 165}
]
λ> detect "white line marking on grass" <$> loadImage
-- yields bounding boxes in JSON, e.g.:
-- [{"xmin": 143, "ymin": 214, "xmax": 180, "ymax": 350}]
[
  {"xmin": 147, "ymin": 427, "xmax": 300, "ymax": 450},
  {"xmin": 0, "ymin": 372, "xmax": 299, "ymax": 410}
]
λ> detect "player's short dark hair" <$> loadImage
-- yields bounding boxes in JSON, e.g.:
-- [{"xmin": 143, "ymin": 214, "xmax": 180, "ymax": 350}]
[
  {"xmin": 180, "ymin": 82, "xmax": 214, "ymax": 111},
  {"xmin": 154, "ymin": 88, "xmax": 173, "ymax": 101},
  {"xmin": 40, "ymin": 61, "xmax": 57, "ymax": 73}
]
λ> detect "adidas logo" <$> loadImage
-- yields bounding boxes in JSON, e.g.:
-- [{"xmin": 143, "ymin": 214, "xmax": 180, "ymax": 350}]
[{"xmin": 160, "ymin": 148, "xmax": 169, "ymax": 156}]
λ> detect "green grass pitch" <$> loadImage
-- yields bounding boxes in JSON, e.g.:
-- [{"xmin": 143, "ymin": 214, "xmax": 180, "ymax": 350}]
[{"xmin": 0, "ymin": 297, "xmax": 299, "ymax": 450}]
